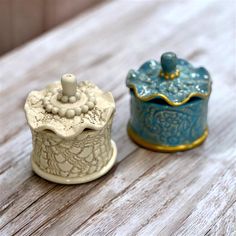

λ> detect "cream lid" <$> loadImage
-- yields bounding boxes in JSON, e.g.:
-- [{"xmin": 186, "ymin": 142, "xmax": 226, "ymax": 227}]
[{"xmin": 24, "ymin": 74, "xmax": 115, "ymax": 138}]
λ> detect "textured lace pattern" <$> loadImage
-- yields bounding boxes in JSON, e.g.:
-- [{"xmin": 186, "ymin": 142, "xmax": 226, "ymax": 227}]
[{"xmin": 31, "ymin": 118, "xmax": 113, "ymax": 178}]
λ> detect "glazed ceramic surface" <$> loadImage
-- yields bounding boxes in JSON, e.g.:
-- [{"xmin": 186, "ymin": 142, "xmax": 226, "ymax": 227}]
[
  {"xmin": 126, "ymin": 52, "xmax": 212, "ymax": 152},
  {"xmin": 25, "ymin": 74, "xmax": 117, "ymax": 184}
]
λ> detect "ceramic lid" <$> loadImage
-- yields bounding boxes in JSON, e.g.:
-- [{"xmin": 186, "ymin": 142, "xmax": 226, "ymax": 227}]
[
  {"xmin": 24, "ymin": 74, "xmax": 115, "ymax": 138},
  {"xmin": 126, "ymin": 52, "xmax": 212, "ymax": 106}
]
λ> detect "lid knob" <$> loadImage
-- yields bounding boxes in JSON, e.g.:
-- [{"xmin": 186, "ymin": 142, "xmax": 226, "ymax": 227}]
[
  {"xmin": 61, "ymin": 73, "xmax": 77, "ymax": 96},
  {"xmin": 160, "ymin": 52, "xmax": 180, "ymax": 79}
]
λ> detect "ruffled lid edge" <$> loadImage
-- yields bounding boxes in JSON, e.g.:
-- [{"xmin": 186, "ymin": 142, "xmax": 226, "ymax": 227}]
[
  {"xmin": 126, "ymin": 65, "xmax": 212, "ymax": 106},
  {"xmin": 24, "ymin": 85, "xmax": 116, "ymax": 139}
]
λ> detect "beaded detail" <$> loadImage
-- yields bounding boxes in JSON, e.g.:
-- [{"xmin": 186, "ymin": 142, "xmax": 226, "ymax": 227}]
[
  {"xmin": 24, "ymin": 79, "xmax": 115, "ymax": 138},
  {"xmin": 42, "ymin": 85, "xmax": 97, "ymax": 119}
]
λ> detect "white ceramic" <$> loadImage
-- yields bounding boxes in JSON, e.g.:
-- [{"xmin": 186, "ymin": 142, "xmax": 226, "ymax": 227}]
[{"xmin": 24, "ymin": 74, "xmax": 117, "ymax": 184}]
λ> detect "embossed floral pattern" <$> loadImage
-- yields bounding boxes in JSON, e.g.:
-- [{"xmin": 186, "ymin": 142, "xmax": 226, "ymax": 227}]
[{"xmin": 130, "ymin": 94, "xmax": 208, "ymax": 146}]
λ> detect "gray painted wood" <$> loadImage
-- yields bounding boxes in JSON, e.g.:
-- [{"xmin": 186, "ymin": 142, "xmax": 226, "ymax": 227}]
[{"xmin": 0, "ymin": 0, "xmax": 235, "ymax": 235}]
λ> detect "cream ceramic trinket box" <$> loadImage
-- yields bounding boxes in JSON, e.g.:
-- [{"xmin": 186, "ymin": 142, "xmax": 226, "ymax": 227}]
[{"xmin": 24, "ymin": 74, "xmax": 117, "ymax": 184}]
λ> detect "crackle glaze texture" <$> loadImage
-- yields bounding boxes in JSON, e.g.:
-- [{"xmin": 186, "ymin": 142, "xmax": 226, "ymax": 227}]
[{"xmin": 31, "ymin": 118, "xmax": 113, "ymax": 178}]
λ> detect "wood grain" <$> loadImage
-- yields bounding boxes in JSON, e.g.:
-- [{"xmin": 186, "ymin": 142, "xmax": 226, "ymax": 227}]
[{"xmin": 0, "ymin": 0, "xmax": 235, "ymax": 235}]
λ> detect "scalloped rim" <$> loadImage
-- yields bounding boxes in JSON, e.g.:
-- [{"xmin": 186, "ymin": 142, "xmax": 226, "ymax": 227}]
[
  {"xmin": 25, "ymin": 103, "xmax": 115, "ymax": 139},
  {"xmin": 24, "ymin": 81, "xmax": 116, "ymax": 139},
  {"xmin": 127, "ymin": 82, "xmax": 212, "ymax": 106},
  {"xmin": 27, "ymin": 112, "xmax": 115, "ymax": 139}
]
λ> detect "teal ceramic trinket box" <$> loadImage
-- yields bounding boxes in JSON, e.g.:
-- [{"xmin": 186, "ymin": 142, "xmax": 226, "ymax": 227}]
[{"xmin": 126, "ymin": 52, "xmax": 212, "ymax": 152}]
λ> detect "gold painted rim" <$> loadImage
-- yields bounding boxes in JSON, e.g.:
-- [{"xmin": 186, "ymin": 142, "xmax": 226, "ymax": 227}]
[
  {"xmin": 127, "ymin": 84, "xmax": 211, "ymax": 106},
  {"xmin": 127, "ymin": 124, "xmax": 208, "ymax": 152}
]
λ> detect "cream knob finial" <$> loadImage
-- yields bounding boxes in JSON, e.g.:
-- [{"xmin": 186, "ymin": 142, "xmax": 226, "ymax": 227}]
[{"xmin": 61, "ymin": 73, "xmax": 77, "ymax": 97}]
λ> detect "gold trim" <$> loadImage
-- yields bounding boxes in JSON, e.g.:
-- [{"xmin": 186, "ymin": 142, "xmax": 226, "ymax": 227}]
[
  {"xmin": 127, "ymin": 83, "xmax": 211, "ymax": 106},
  {"xmin": 159, "ymin": 69, "xmax": 180, "ymax": 80},
  {"xmin": 127, "ymin": 124, "xmax": 208, "ymax": 152}
]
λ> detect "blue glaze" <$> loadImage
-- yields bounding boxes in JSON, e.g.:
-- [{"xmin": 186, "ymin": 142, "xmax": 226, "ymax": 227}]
[
  {"xmin": 126, "ymin": 52, "xmax": 212, "ymax": 149},
  {"xmin": 129, "ymin": 91, "xmax": 209, "ymax": 146},
  {"xmin": 161, "ymin": 52, "xmax": 178, "ymax": 74},
  {"xmin": 126, "ymin": 52, "xmax": 212, "ymax": 105}
]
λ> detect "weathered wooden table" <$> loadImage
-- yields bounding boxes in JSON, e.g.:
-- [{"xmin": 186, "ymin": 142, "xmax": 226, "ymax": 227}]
[{"xmin": 0, "ymin": 0, "xmax": 235, "ymax": 235}]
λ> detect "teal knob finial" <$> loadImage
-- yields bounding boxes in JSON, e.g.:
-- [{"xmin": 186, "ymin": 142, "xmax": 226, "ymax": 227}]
[
  {"xmin": 160, "ymin": 52, "xmax": 180, "ymax": 79},
  {"xmin": 161, "ymin": 52, "xmax": 177, "ymax": 74}
]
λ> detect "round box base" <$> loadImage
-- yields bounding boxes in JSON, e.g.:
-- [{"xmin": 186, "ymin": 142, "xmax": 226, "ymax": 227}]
[
  {"xmin": 127, "ymin": 124, "xmax": 208, "ymax": 152},
  {"xmin": 31, "ymin": 140, "xmax": 117, "ymax": 184}
]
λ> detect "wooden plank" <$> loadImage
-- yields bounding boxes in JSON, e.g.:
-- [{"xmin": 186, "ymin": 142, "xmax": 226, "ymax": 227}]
[
  {"xmin": 74, "ymin": 152, "xmax": 235, "ymax": 235},
  {"xmin": 206, "ymin": 202, "xmax": 236, "ymax": 236},
  {"xmin": 173, "ymin": 163, "xmax": 236, "ymax": 236},
  {"xmin": 0, "ymin": 0, "xmax": 235, "ymax": 235}
]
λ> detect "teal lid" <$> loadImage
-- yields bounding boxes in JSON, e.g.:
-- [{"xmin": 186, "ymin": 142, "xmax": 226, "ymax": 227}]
[{"xmin": 126, "ymin": 52, "xmax": 212, "ymax": 106}]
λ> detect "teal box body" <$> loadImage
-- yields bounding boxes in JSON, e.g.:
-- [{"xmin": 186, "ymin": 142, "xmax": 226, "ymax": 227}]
[{"xmin": 126, "ymin": 52, "xmax": 212, "ymax": 152}]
